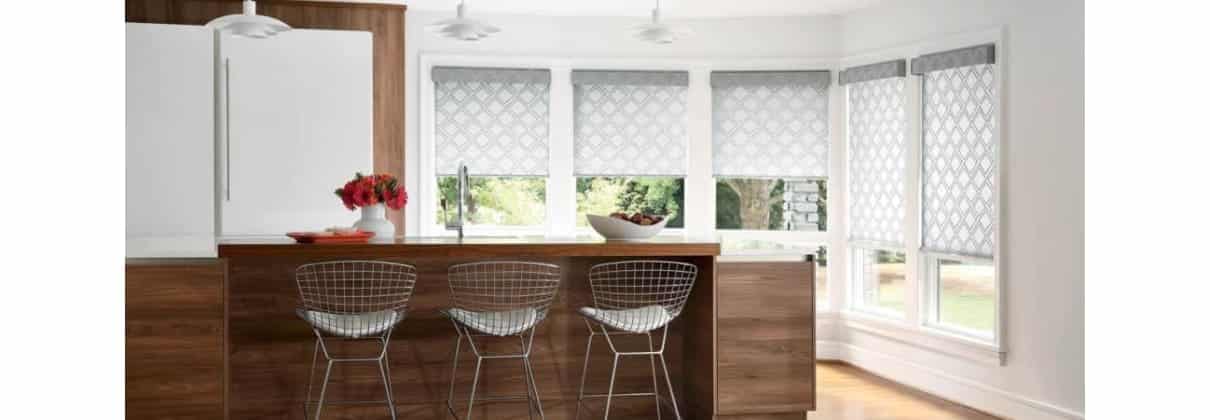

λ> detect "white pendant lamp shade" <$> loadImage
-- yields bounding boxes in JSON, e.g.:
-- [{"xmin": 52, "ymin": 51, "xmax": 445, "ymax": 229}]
[
  {"xmin": 428, "ymin": 1, "xmax": 501, "ymax": 41},
  {"xmin": 633, "ymin": 1, "xmax": 691, "ymax": 44},
  {"xmin": 206, "ymin": 0, "xmax": 291, "ymax": 39}
]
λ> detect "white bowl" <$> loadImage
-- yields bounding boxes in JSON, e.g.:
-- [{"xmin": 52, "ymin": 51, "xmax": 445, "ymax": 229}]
[{"xmin": 586, "ymin": 214, "xmax": 669, "ymax": 241}]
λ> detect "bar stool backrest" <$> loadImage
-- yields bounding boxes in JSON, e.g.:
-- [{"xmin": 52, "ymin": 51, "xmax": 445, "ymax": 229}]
[
  {"xmin": 295, "ymin": 260, "xmax": 418, "ymax": 336},
  {"xmin": 588, "ymin": 260, "xmax": 698, "ymax": 324},
  {"xmin": 447, "ymin": 261, "xmax": 562, "ymax": 322}
]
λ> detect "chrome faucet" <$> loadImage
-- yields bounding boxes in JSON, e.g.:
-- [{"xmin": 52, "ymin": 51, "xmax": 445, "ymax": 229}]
[{"xmin": 442, "ymin": 163, "xmax": 469, "ymax": 239}]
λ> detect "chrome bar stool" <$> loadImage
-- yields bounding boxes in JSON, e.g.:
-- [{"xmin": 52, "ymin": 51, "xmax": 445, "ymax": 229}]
[
  {"xmin": 294, "ymin": 260, "xmax": 418, "ymax": 420},
  {"xmin": 443, "ymin": 261, "xmax": 561, "ymax": 420},
  {"xmin": 575, "ymin": 260, "xmax": 698, "ymax": 420}
]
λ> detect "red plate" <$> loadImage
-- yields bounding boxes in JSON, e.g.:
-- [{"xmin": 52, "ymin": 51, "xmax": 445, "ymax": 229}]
[{"xmin": 286, "ymin": 230, "xmax": 375, "ymax": 244}]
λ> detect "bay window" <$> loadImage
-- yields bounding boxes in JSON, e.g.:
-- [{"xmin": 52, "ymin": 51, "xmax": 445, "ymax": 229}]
[
  {"xmin": 841, "ymin": 59, "xmax": 909, "ymax": 317},
  {"xmin": 914, "ymin": 44, "xmax": 999, "ymax": 341}
]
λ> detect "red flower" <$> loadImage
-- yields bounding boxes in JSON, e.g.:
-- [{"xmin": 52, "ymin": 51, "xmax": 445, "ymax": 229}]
[
  {"xmin": 335, "ymin": 173, "xmax": 405, "ymax": 210},
  {"xmin": 384, "ymin": 186, "xmax": 408, "ymax": 210}
]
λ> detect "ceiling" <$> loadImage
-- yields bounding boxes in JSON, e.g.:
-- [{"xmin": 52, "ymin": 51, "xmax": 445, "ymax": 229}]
[{"xmin": 400, "ymin": 0, "xmax": 895, "ymax": 18}]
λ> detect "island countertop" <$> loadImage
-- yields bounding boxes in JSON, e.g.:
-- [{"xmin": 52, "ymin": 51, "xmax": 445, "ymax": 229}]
[{"xmin": 218, "ymin": 235, "xmax": 721, "ymax": 258}]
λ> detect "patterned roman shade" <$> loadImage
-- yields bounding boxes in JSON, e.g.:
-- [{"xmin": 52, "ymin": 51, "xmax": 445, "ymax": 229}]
[
  {"xmin": 710, "ymin": 71, "xmax": 831, "ymax": 179},
  {"xmin": 847, "ymin": 70, "xmax": 906, "ymax": 247},
  {"xmin": 572, "ymin": 70, "xmax": 689, "ymax": 176},
  {"xmin": 433, "ymin": 66, "xmax": 551, "ymax": 176},
  {"xmin": 918, "ymin": 47, "xmax": 998, "ymax": 259}
]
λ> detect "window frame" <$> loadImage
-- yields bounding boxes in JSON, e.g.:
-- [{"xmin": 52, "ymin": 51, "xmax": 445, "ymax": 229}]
[
  {"xmin": 848, "ymin": 245, "xmax": 908, "ymax": 319},
  {"xmin": 912, "ymin": 44, "xmax": 1005, "ymax": 348}
]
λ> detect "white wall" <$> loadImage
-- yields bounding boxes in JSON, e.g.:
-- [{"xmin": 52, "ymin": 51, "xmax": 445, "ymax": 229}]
[
  {"xmin": 834, "ymin": 1, "xmax": 1085, "ymax": 418},
  {"xmin": 403, "ymin": 11, "xmax": 844, "ymax": 231}
]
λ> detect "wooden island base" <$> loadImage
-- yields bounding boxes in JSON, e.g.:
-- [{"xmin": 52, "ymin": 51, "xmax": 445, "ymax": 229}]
[{"xmin": 128, "ymin": 237, "xmax": 814, "ymax": 419}]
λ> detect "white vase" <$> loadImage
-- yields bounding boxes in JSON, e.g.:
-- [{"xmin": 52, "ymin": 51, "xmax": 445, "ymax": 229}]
[{"xmin": 353, "ymin": 203, "xmax": 395, "ymax": 238}]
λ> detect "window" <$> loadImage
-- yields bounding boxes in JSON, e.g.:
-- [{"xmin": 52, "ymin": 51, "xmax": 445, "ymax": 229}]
[
  {"xmin": 841, "ymin": 60, "xmax": 908, "ymax": 317},
  {"xmin": 572, "ymin": 70, "xmax": 689, "ymax": 231},
  {"xmin": 926, "ymin": 257, "xmax": 995, "ymax": 336},
  {"xmin": 430, "ymin": 66, "xmax": 551, "ymax": 233},
  {"xmin": 850, "ymin": 248, "xmax": 906, "ymax": 315},
  {"xmin": 715, "ymin": 178, "xmax": 826, "ymax": 231},
  {"xmin": 435, "ymin": 176, "xmax": 546, "ymax": 228},
  {"xmin": 914, "ymin": 44, "xmax": 999, "ymax": 341},
  {"xmin": 711, "ymin": 71, "xmax": 831, "ymax": 232},
  {"xmin": 576, "ymin": 177, "xmax": 684, "ymax": 228}
]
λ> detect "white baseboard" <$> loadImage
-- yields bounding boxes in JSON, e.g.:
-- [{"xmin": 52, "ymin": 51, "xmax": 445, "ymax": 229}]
[{"xmin": 817, "ymin": 340, "xmax": 1084, "ymax": 420}]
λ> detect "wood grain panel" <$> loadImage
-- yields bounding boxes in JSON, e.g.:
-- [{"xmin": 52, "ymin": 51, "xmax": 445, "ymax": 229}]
[
  {"xmin": 717, "ymin": 261, "xmax": 815, "ymax": 416},
  {"xmin": 224, "ymin": 255, "xmax": 713, "ymax": 419},
  {"xmin": 125, "ymin": 0, "xmax": 407, "ymax": 232},
  {"xmin": 126, "ymin": 259, "xmax": 226, "ymax": 419}
]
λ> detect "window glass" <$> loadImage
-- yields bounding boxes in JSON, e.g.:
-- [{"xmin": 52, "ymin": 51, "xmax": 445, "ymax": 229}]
[
  {"xmin": 435, "ymin": 176, "xmax": 546, "ymax": 228},
  {"xmin": 852, "ymin": 248, "xmax": 907, "ymax": 315},
  {"xmin": 934, "ymin": 258, "xmax": 996, "ymax": 336},
  {"xmin": 715, "ymin": 178, "xmax": 827, "ymax": 231},
  {"xmin": 576, "ymin": 177, "xmax": 684, "ymax": 228}
]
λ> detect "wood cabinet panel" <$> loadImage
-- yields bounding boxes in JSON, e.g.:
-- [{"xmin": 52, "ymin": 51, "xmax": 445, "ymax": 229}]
[
  {"xmin": 717, "ymin": 261, "xmax": 815, "ymax": 416},
  {"xmin": 126, "ymin": 259, "xmax": 226, "ymax": 419}
]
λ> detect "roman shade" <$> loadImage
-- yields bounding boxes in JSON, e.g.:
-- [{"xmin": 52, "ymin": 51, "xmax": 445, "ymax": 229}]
[
  {"xmin": 572, "ymin": 70, "xmax": 689, "ymax": 176},
  {"xmin": 846, "ymin": 66, "xmax": 906, "ymax": 247},
  {"xmin": 710, "ymin": 71, "xmax": 831, "ymax": 179},
  {"xmin": 917, "ymin": 46, "xmax": 998, "ymax": 259},
  {"xmin": 433, "ymin": 66, "xmax": 551, "ymax": 176}
]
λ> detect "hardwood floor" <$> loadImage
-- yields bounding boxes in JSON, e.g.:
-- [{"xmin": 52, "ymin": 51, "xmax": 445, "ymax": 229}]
[
  {"xmin": 811, "ymin": 362, "xmax": 1000, "ymax": 420},
  {"xmin": 284, "ymin": 362, "xmax": 998, "ymax": 419}
]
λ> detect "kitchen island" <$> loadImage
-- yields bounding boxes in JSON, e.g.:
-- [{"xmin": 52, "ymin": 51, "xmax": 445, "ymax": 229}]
[
  {"xmin": 219, "ymin": 236, "xmax": 724, "ymax": 419},
  {"xmin": 127, "ymin": 236, "xmax": 814, "ymax": 419}
]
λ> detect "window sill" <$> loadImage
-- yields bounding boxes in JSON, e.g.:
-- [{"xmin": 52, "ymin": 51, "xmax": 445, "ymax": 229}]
[{"xmin": 820, "ymin": 310, "xmax": 1005, "ymax": 366}]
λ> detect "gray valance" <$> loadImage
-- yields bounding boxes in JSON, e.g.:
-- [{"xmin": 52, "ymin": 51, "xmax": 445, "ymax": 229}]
[
  {"xmin": 840, "ymin": 60, "xmax": 907, "ymax": 85},
  {"xmin": 432, "ymin": 66, "xmax": 551, "ymax": 84},
  {"xmin": 571, "ymin": 70, "xmax": 689, "ymax": 86},
  {"xmin": 911, "ymin": 44, "xmax": 996, "ymax": 75},
  {"xmin": 710, "ymin": 71, "xmax": 831, "ymax": 88}
]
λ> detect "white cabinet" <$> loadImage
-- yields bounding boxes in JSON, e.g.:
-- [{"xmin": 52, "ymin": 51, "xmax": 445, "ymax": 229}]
[
  {"xmin": 219, "ymin": 29, "xmax": 373, "ymax": 236},
  {"xmin": 126, "ymin": 23, "xmax": 216, "ymax": 258}
]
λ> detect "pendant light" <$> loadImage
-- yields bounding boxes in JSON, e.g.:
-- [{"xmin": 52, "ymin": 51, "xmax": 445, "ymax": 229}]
[
  {"xmin": 427, "ymin": 0, "xmax": 501, "ymax": 41},
  {"xmin": 633, "ymin": 0, "xmax": 691, "ymax": 44},
  {"xmin": 206, "ymin": 0, "xmax": 291, "ymax": 39}
]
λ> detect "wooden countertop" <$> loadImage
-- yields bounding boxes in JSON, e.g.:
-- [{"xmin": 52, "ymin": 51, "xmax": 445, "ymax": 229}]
[{"xmin": 218, "ymin": 235, "xmax": 721, "ymax": 258}]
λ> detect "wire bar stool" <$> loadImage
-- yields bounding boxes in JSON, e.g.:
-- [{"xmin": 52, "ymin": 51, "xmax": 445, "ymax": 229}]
[
  {"xmin": 575, "ymin": 260, "xmax": 698, "ymax": 420},
  {"xmin": 295, "ymin": 260, "xmax": 418, "ymax": 420},
  {"xmin": 443, "ymin": 261, "xmax": 562, "ymax": 420}
]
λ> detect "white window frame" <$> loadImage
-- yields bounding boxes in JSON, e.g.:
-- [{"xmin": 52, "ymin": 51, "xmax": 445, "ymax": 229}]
[
  {"xmin": 914, "ymin": 44, "xmax": 1004, "ymax": 348},
  {"xmin": 848, "ymin": 245, "xmax": 908, "ymax": 319},
  {"xmin": 836, "ymin": 27, "xmax": 1007, "ymax": 360}
]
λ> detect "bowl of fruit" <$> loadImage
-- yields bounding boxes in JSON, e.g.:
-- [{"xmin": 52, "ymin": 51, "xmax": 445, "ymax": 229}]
[{"xmin": 586, "ymin": 212, "xmax": 669, "ymax": 241}]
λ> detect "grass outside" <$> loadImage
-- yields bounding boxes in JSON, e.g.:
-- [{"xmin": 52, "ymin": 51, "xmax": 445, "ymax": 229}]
[{"xmin": 862, "ymin": 263, "xmax": 995, "ymax": 333}]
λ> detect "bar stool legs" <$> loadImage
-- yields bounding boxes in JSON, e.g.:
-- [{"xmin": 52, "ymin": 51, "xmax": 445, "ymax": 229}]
[
  {"xmin": 574, "ymin": 320, "xmax": 682, "ymax": 420},
  {"xmin": 446, "ymin": 322, "xmax": 547, "ymax": 420},
  {"xmin": 303, "ymin": 331, "xmax": 399, "ymax": 420}
]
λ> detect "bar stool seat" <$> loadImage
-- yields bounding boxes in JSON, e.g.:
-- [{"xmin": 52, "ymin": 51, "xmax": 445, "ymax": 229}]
[
  {"xmin": 442, "ymin": 307, "xmax": 539, "ymax": 336},
  {"xmin": 296, "ymin": 308, "xmax": 403, "ymax": 338},
  {"xmin": 577, "ymin": 306, "xmax": 673, "ymax": 334}
]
